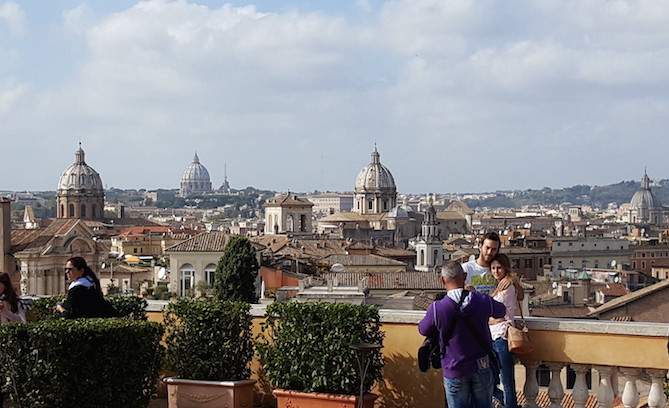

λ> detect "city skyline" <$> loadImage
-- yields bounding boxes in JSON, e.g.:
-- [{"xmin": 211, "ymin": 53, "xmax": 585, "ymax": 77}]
[{"xmin": 2, "ymin": 0, "xmax": 669, "ymax": 193}]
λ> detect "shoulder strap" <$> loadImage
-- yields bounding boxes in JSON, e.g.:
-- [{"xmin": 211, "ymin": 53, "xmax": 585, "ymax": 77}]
[{"xmin": 439, "ymin": 290, "xmax": 468, "ymax": 354}]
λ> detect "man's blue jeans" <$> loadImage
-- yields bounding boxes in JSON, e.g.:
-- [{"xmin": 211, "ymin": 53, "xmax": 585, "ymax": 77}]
[
  {"xmin": 492, "ymin": 338, "xmax": 519, "ymax": 408},
  {"xmin": 443, "ymin": 367, "xmax": 494, "ymax": 408}
]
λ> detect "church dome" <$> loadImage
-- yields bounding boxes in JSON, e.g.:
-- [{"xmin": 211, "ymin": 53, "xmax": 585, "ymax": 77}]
[
  {"xmin": 180, "ymin": 152, "xmax": 212, "ymax": 196},
  {"xmin": 57, "ymin": 145, "xmax": 104, "ymax": 191},
  {"xmin": 630, "ymin": 171, "xmax": 660, "ymax": 210},
  {"xmin": 354, "ymin": 147, "xmax": 396, "ymax": 193},
  {"xmin": 181, "ymin": 153, "xmax": 211, "ymax": 184}
]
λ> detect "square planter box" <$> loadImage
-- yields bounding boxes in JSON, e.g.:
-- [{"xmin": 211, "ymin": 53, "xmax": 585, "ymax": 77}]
[
  {"xmin": 164, "ymin": 377, "xmax": 256, "ymax": 408},
  {"xmin": 273, "ymin": 388, "xmax": 378, "ymax": 408}
]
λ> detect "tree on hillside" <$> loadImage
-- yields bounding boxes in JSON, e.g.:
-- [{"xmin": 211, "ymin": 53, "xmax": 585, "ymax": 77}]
[{"xmin": 214, "ymin": 235, "xmax": 259, "ymax": 303}]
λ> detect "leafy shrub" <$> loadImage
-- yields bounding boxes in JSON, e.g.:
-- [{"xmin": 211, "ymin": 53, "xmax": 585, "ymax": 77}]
[
  {"xmin": 214, "ymin": 235, "xmax": 258, "ymax": 302},
  {"xmin": 0, "ymin": 318, "xmax": 164, "ymax": 408},
  {"xmin": 257, "ymin": 302, "xmax": 385, "ymax": 395},
  {"xmin": 164, "ymin": 299, "xmax": 253, "ymax": 381},
  {"xmin": 30, "ymin": 295, "xmax": 148, "ymax": 321}
]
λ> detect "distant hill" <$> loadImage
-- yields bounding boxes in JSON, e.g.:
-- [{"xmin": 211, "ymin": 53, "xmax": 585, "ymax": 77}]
[{"xmin": 463, "ymin": 179, "xmax": 669, "ymax": 210}]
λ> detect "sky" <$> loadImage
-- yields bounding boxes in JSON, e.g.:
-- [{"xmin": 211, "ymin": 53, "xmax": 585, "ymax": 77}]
[{"xmin": 2, "ymin": 0, "xmax": 669, "ymax": 194}]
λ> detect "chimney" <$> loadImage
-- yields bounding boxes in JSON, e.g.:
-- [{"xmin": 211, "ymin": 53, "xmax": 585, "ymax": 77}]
[{"xmin": 0, "ymin": 197, "xmax": 12, "ymax": 273}]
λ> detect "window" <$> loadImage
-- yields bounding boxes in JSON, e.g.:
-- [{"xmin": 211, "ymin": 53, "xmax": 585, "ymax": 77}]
[
  {"xmin": 133, "ymin": 248, "xmax": 137, "ymax": 254},
  {"xmin": 642, "ymin": 261, "xmax": 646, "ymax": 269},
  {"xmin": 205, "ymin": 264, "xmax": 217, "ymax": 287},
  {"xmin": 568, "ymin": 243, "xmax": 573, "ymax": 246},
  {"xmin": 179, "ymin": 264, "xmax": 195, "ymax": 296},
  {"xmin": 512, "ymin": 259, "xmax": 520, "ymax": 268},
  {"xmin": 81, "ymin": 205, "xmax": 86, "ymax": 217},
  {"xmin": 539, "ymin": 258, "xmax": 544, "ymax": 268},
  {"xmin": 368, "ymin": 200, "xmax": 373, "ymax": 210},
  {"xmin": 524, "ymin": 259, "xmax": 533, "ymax": 269},
  {"xmin": 68, "ymin": 204, "xmax": 74, "ymax": 217}
]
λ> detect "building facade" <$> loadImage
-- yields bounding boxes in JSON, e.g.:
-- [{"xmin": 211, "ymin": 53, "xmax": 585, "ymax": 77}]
[{"xmin": 264, "ymin": 194, "xmax": 314, "ymax": 235}]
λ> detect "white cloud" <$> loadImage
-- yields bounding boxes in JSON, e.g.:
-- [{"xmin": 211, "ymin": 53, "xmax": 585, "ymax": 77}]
[
  {"xmin": 0, "ymin": 2, "xmax": 25, "ymax": 37},
  {"xmin": 4, "ymin": 0, "xmax": 669, "ymax": 192},
  {"xmin": 0, "ymin": 79, "xmax": 26, "ymax": 112}
]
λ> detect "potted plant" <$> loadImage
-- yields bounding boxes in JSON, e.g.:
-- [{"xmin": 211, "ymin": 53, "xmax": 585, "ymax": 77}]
[
  {"xmin": 163, "ymin": 299, "xmax": 256, "ymax": 408},
  {"xmin": 257, "ymin": 302, "xmax": 385, "ymax": 408}
]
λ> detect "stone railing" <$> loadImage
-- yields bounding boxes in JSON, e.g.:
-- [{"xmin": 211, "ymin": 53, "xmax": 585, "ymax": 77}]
[
  {"xmin": 517, "ymin": 317, "xmax": 669, "ymax": 408},
  {"xmin": 147, "ymin": 302, "xmax": 669, "ymax": 408}
]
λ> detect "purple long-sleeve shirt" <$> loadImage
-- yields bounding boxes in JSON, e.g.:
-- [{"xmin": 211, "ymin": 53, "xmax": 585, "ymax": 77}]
[{"xmin": 418, "ymin": 289, "xmax": 506, "ymax": 378}]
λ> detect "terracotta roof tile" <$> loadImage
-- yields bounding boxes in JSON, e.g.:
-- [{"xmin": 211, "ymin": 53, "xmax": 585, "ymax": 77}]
[
  {"xmin": 324, "ymin": 254, "xmax": 407, "ymax": 267},
  {"xmin": 11, "ymin": 218, "xmax": 80, "ymax": 253},
  {"xmin": 165, "ymin": 231, "xmax": 230, "ymax": 252},
  {"xmin": 322, "ymin": 271, "xmax": 442, "ymax": 290},
  {"xmin": 530, "ymin": 305, "xmax": 593, "ymax": 318}
]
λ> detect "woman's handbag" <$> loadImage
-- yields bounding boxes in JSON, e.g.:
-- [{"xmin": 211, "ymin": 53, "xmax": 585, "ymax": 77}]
[{"xmin": 507, "ymin": 301, "xmax": 533, "ymax": 354}]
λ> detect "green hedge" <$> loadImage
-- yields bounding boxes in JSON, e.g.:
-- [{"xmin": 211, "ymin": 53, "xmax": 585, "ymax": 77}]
[
  {"xmin": 0, "ymin": 318, "xmax": 164, "ymax": 408},
  {"xmin": 164, "ymin": 299, "xmax": 253, "ymax": 381},
  {"xmin": 30, "ymin": 295, "xmax": 148, "ymax": 321},
  {"xmin": 257, "ymin": 302, "xmax": 385, "ymax": 395}
]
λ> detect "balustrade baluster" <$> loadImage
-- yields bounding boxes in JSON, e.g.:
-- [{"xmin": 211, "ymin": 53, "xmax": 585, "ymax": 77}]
[
  {"xmin": 619, "ymin": 367, "xmax": 641, "ymax": 408},
  {"xmin": 646, "ymin": 368, "xmax": 668, "ymax": 408},
  {"xmin": 546, "ymin": 362, "xmax": 565, "ymax": 408},
  {"xmin": 520, "ymin": 359, "xmax": 540, "ymax": 408},
  {"xmin": 570, "ymin": 364, "xmax": 590, "ymax": 408},
  {"xmin": 594, "ymin": 365, "xmax": 615, "ymax": 408}
]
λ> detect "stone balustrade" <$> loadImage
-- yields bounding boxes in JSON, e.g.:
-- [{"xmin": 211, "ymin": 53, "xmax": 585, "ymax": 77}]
[
  {"xmin": 147, "ymin": 302, "xmax": 669, "ymax": 408},
  {"xmin": 516, "ymin": 317, "xmax": 669, "ymax": 408}
]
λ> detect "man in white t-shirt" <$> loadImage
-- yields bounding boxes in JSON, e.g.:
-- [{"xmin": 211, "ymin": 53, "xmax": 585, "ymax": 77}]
[{"xmin": 462, "ymin": 232, "xmax": 501, "ymax": 294}]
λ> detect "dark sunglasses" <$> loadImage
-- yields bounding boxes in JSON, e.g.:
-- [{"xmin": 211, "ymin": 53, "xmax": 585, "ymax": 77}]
[{"xmin": 64, "ymin": 267, "xmax": 74, "ymax": 272}]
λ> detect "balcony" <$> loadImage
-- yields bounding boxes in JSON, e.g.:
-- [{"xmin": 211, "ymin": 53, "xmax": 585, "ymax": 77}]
[{"xmin": 146, "ymin": 302, "xmax": 669, "ymax": 407}]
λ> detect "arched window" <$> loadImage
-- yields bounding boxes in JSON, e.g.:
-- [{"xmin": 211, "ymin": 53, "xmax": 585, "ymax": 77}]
[
  {"xmin": 81, "ymin": 205, "xmax": 86, "ymax": 218},
  {"xmin": 92, "ymin": 205, "xmax": 97, "ymax": 218},
  {"xmin": 60, "ymin": 204, "xmax": 64, "ymax": 217},
  {"xmin": 433, "ymin": 250, "xmax": 439, "ymax": 266},
  {"xmin": 419, "ymin": 249, "xmax": 424, "ymax": 266},
  {"xmin": 205, "ymin": 264, "xmax": 217, "ymax": 287},
  {"xmin": 179, "ymin": 264, "xmax": 195, "ymax": 297},
  {"xmin": 68, "ymin": 204, "xmax": 74, "ymax": 217}
]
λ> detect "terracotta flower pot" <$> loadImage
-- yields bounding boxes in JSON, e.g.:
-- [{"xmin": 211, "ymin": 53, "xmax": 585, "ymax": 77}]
[
  {"xmin": 273, "ymin": 388, "xmax": 378, "ymax": 408},
  {"xmin": 163, "ymin": 377, "xmax": 256, "ymax": 408}
]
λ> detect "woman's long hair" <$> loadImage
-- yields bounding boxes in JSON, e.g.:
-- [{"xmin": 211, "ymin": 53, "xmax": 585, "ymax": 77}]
[
  {"xmin": 0, "ymin": 272, "xmax": 19, "ymax": 313},
  {"xmin": 490, "ymin": 253, "xmax": 524, "ymax": 301},
  {"xmin": 67, "ymin": 256, "xmax": 103, "ymax": 296}
]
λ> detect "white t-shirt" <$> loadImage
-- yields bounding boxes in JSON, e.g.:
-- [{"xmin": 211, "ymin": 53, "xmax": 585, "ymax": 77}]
[{"xmin": 462, "ymin": 259, "xmax": 497, "ymax": 294}]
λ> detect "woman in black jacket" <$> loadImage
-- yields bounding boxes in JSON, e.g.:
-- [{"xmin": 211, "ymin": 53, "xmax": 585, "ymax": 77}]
[{"xmin": 56, "ymin": 257, "xmax": 118, "ymax": 319}]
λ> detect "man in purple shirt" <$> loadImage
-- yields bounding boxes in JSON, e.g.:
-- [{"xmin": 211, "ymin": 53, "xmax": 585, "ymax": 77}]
[{"xmin": 419, "ymin": 261, "xmax": 506, "ymax": 408}]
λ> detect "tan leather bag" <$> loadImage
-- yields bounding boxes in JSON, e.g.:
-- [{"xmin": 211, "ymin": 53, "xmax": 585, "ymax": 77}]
[{"xmin": 507, "ymin": 301, "xmax": 533, "ymax": 354}]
